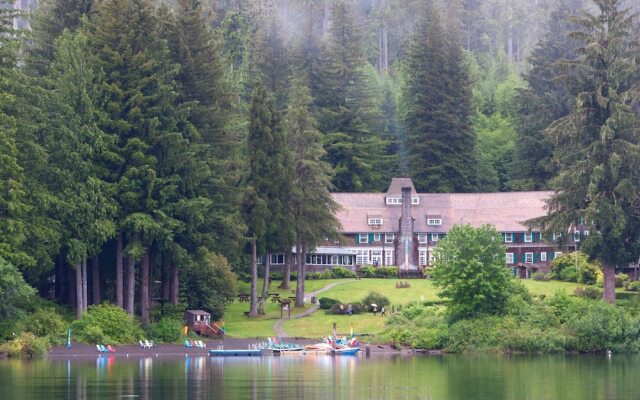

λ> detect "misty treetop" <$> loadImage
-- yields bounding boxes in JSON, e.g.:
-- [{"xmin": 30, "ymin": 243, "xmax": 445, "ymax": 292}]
[{"xmin": 0, "ymin": 0, "xmax": 639, "ymax": 323}]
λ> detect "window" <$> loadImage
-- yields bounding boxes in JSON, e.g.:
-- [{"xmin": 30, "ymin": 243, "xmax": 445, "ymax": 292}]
[
  {"xmin": 417, "ymin": 233, "xmax": 427, "ymax": 243},
  {"xmin": 419, "ymin": 249, "xmax": 427, "ymax": 266},
  {"xmin": 270, "ymin": 254, "xmax": 285, "ymax": 265},
  {"xmin": 356, "ymin": 250, "xmax": 369, "ymax": 265},
  {"xmin": 525, "ymin": 252, "xmax": 534, "ymax": 263},
  {"xmin": 573, "ymin": 231, "xmax": 580, "ymax": 242},
  {"xmin": 385, "ymin": 250, "xmax": 394, "ymax": 266},
  {"xmin": 371, "ymin": 250, "xmax": 382, "ymax": 266},
  {"xmin": 431, "ymin": 233, "xmax": 440, "ymax": 242},
  {"xmin": 553, "ymin": 232, "xmax": 562, "ymax": 241},
  {"xmin": 584, "ymin": 230, "xmax": 589, "ymax": 236},
  {"xmin": 368, "ymin": 218, "xmax": 383, "ymax": 226},
  {"xmin": 524, "ymin": 232, "xmax": 533, "ymax": 243},
  {"xmin": 359, "ymin": 234, "xmax": 368, "ymax": 244},
  {"xmin": 411, "ymin": 197, "xmax": 420, "ymax": 205},
  {"xmin": 554, "ymin": 251, "xmax": 563, "ymax": 258},
  {"xmin": 429, "ymin": 253, "xmax": 436, "ymax": 263},
  {"xmin": 427, "ymin": 218, "xmax": 442, "ymax": 226},
  {"xmin": 386, "ymin": 197, "xmax": 401, "ymax": 205},
  {"xmin": 540, "ymin": 252, "xmax": 547, "ymax": 262},
  {"xmin": 373, "ymin": 233, "xmax": 381, "ymax": 242},
  {"xmin": 385, "ymin": 233, "xmax": 395, "ymax": 243},
  {"xmin": 505, "ymin": 253, "xmax": 514, "ymax": 264},
  {"xmin": 504, "ymin": 233, "xmax": 513, "ymax": 243}
]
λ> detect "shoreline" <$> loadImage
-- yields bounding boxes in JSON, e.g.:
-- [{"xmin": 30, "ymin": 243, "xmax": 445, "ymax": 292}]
[{"xmin": 47, "ymin": 338, "xmax": 415, "ymax": 358}]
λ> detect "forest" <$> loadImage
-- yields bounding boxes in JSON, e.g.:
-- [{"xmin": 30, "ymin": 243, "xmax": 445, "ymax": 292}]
[{"xmin": 0, "ymin": 0, "xmax": 639, "ymax": 339}]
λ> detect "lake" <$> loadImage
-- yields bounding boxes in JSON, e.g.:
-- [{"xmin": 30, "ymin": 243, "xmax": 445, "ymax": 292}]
[{"xmin": 0, "ymin": 353, "xmax": 638, "ymax": 399}]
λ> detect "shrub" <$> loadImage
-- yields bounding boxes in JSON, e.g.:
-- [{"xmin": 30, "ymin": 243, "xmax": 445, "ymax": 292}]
[
  {"xmin": 615, "ymin": 273, "xmax": 630, "ymax": 288},
  {"xmin": 359, "ymin": 266, "xmax": 376, "ymax": 278},
  {"xmin": 19, "ymin": 308, "xmax": 67, "ymax": 344},
  {"xmin": 306, "ymin": 272, "xmax": 322, "ymax": 280},
  {"xmin": 331, "ymin": 266, "xmax": 356, "ymax": 278},
  {"xmin": 361, "ymin": 292, "xmax": 390, "ymax": 309},
  {"xmin": 374, "ymin": 266, "xmax": 398, "ymax": 278},
  {"xmin": 145, "ymin": 317, "xmax": 182, "ymax": 343},
  {"xmin": 532, "ymin": 272, "xmax": 550, "ymax": 281},
  {"xmin": 500, "ymin": 325, "xmax": 566, "ymax": 353},
  {"xmin": 319, "ymin": 270, "xmax": 334, "ymax": 280},
  {"xmin": 70, "ymin": 303, "xmax": 143, "ymax": 344},
  {"xmin": 319, "ymin": 297, "xmax": 341, "ymax": 310},
  {"xmin": 0, "ymin": 332, "xmax": 51, "ymax": 357},
  {"xmin": 328, "ymin": 302, "xmax": 364, "ymax": 315},
  {"xmin": 564, "ymin": 301, "xmax": 633, "ymax": 352},
  {"xmin": 626, "ymin": 281, "xmax": 640, "ymax": 292},
  {"xmin": 549, "ymin": 252, "xmax": 599, "ymax": 284},
  {"xmin": 574, "ymin": 286, "xmax": 601, "ymax": 299}
]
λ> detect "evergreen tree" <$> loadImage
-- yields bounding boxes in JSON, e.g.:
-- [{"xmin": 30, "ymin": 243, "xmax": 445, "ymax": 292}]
[
  {"xmin": 510, "ymin": 0, "xmax": 585, "ymax": 190},
  {"xmin": 404, "ymin": 4, "xmax": 476, "ymax": 192},
  {"xmin": 535, "ymin": 0, "xmax": 640, "ymax": 303},
  {"xmin": 315, "ymin": 0, "xmax": 388, "ymax": 192},
  {"xmin": 90, "ymin": 0, "xmax": 191, "ymax": 323},
  {"xmin": 26, "ymin": 0, "xmax": 93, "ymax": 75},
  {"xmin": 243, "ymin": 83, "xmax": 294, "ymax": 316},
  {"xmin": 284, "ymin": 79, "xmax": 341, "ymax": 306}
]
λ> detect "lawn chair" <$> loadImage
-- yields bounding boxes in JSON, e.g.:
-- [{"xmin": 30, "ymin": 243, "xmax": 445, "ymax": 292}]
[
  {"xmin": 184, "ymin": 339, "xmax": 192, "ymax": 348},
  {"xmin": 107, "ymin": 345, "xmax": 116, "ymax": 352},
  {"xmin": 139, "ymin": 340, "xmax": 148, "ymax": 348},
  {"xmin": 196, "ymin": 340, "xmax": 206, "ymax": 348},
  {"xmin": 145, "ymin": 340, "xmax": 155, "ymax": 348},
  {"xmin": 96, "ymin": 344, "xmax": 105, "ymax": 353}
]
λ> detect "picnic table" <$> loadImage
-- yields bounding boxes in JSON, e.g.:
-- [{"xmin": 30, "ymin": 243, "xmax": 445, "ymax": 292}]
[
  {"xmin": 269, "ymin": 293, "xmax": 281, "ymax": 303},
  {"xmin": 237, "ymin": 293, "xmax": 249, "ymax": 302}
]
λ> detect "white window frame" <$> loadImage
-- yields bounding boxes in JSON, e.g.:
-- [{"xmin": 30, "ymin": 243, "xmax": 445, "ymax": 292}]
[
  {"xmin": 506, "ymin": 253, "xmax": 514, "ymax": 264},
  {"xmin": 583, "ymin": 230, "xmax": 589, "ymax": 236},
  {"xmin": 525, "ymin": 252, "xmax": 534, "ymax": 263},
  {"xmin": 417, "ymin": 233, "xmax": 427, "ymax": 244},
  {"xmin": 368, "ymin": 218, "xmax": 383, "ymax": 226},
  {"xmin": 431, "ymin": 233, "xmax": 440, "ymax": 242},
  {"xmin": 371, "ymin": 250, "xmax": 382, "ymax": 266},
  {"xmin": 524, "ymin": 232, "xmax": 533, "ymax": 243},
  {"xmin": 384, "ymin": 250, "xmax": 393, "ymax": 266},
  {"xmin": 555, "ymin": 251, "xmax": 563, "ymax": 258},
  {"xmin": 359, "ymin": 234, "xmax": 368, "ymax": 244},
  {"xmin": 356, "ymin": 250, "xmax": 369, "ymax": 265},
  {"xmin": 386, "ymin": 197, "xmax": 401, "ymax": 205},
  {"xmin": 553, "ymin": 232, "xmax": 562, "ymax": 241},
  {"xmin": 411, "ymin": 197, "xmax": 420, "ymax": 205},
  {"xmin": 427, "ymin": 218, "xmax": 442, "ymax": 226},
  {"xmin": 419, "ymin": 249, "xmax": 427, "ymax": 266},
  {"xmin": 373, "ymin": 233, "xmax": 381, "ymax": 242},
  {"xmin": 573, "ymin": 231, "xmax": 581, "ymax": 242},
  {"xmin": 540, "ymin": 252, "xmax": 547, "ymax": 262},
  {"xmin": 270, "ymin": 254, "xmax": 285, "ymax": 265},
  {"xmin": 504, "ymin": 233, "xmax": 513, "ymax": 243},
  {"xmin": 385, "ymin": 233, "xmax": 395, "ymax": 244}
]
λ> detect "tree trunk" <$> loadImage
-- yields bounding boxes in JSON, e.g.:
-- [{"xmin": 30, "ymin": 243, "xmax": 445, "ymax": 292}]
[
  {"xmin": 75, "ymin": 263, "xmax": 84, "ymax": 319},
  {"xmin": 258, "ymin": 254, "xmax": 270, "ymax": 315},
  {"xmin": 116, "ymin": 235, "xmax": 124, "ymax": 308},
  {"xmin": 68, "ymin": 261, "xmax": 76, "ymax": 309},
  {"xmin": 170, "ymin": 262, "xmax": 179, "ymax": 306},
  {"xmin": 279, "ymin": 252, "xmax": 291, "ymax": 289},
  {"xmin": 249, "ymin": 240, "xmax": 259, "ymax": 317},
  {"xmin": 82, "ymin": 258, "xmax": 88, "ymax": 313},
  {"xmin": 125, "ymin": 256, "xmax": 135, "ymax": 315},
  {"xmin": 92, "ymin": 254, "xmax": 101, "ymax": 305},
  {"xmin": 295, "ymin": 242, "xmax": 307, "ymax": 307},
  {"xmin": 55, "ymin": 254, "xmax": 64, "ymax": 303},
  {"xmin": 603, "ymin": 265, "xmax": 616, "ymax": 304},
  {"xmin": 140, "ymin": 246, "xmax": 150, "ymax": 324}
]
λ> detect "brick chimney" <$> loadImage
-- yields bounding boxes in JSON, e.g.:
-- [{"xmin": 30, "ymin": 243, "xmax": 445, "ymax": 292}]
[{"xmin": 397, "ymin": 187, "xmax": 416, "ymax": 270}]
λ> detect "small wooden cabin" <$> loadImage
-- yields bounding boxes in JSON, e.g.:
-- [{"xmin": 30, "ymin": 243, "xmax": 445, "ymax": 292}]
[{"xmin": 184, "ymin": 310, "xmax": 223, "ymax": 337}]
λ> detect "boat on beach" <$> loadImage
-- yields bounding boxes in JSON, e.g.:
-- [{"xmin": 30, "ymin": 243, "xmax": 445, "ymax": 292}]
[{"xmin": 208, "ymin": 348, "xmax": 263, "ymax": 357}]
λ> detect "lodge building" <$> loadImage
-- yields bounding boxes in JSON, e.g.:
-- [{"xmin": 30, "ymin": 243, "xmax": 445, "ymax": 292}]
[{"xmin": 269, "ymin": 178, "xmax": 585, "ymax": 278}]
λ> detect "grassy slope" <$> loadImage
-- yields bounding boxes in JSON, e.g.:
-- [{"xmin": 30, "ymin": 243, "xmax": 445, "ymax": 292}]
[{"xmin": 223, "ymin": 278, "xmax": 615, "ymax": 339}]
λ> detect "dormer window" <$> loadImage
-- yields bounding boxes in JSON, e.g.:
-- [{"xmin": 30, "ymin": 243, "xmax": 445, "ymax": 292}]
[
  {"xmin": 427, "ymin": 218, "xmax": 442, "ymax": 226},
  {"xmin": 368, "ymin": 218, "xmax": 383, "ymax": 226},
  {"xmin": 386, "ymin": 197, "xmax": 401, "ymax": 205}
]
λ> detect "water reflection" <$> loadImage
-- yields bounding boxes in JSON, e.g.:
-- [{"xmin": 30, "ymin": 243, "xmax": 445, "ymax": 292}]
[{"xmin": 1, "ymin": 354, "xmax": 639, "ymax": 399}]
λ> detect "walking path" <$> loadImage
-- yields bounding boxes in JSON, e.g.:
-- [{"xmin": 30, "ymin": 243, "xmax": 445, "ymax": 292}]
[{"xmin": 273, "ymin": 280, "xmax": 352, "ymax": 337}]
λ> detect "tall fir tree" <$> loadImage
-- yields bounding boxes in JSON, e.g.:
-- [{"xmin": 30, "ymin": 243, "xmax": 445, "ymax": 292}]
[
  {"xmin": 403, "ymin": 4, "xmax": 476, "ymax": 192},
  {"xmin": 243, "ymin": 83, "xmax": 294, "ymax": 316},
  {"xmin": 534, "ymin": 0, "xmax": 640, "ymax": 303},
  {"xmin": 315, "ymin": 0, "xmax": 388, "ymax": 192},
  {"xmin": 510, "ymin": 0, "xmax": 585, "ymax": 190}
]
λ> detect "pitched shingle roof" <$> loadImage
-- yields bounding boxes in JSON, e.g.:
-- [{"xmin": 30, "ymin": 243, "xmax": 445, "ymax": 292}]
[{"xmin": 331, "ymin": 181, "xmax": 552, "ymax": 233}]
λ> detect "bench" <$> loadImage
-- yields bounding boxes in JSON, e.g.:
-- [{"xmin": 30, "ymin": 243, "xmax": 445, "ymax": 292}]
[{"xmin": 243, "ymin": 311, "xmax": 250, "ymax": 317}]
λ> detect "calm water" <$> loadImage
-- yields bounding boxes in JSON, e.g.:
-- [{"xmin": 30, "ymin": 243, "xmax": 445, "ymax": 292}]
[{"xmin": 0, "ymin": 353, "xmax": 638, "ymax": 399}]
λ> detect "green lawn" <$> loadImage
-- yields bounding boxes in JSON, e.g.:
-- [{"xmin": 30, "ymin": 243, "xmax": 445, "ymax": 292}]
[{"xmin": 223, "ymin": 278, "xmax": 628, "ymax": 339}]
